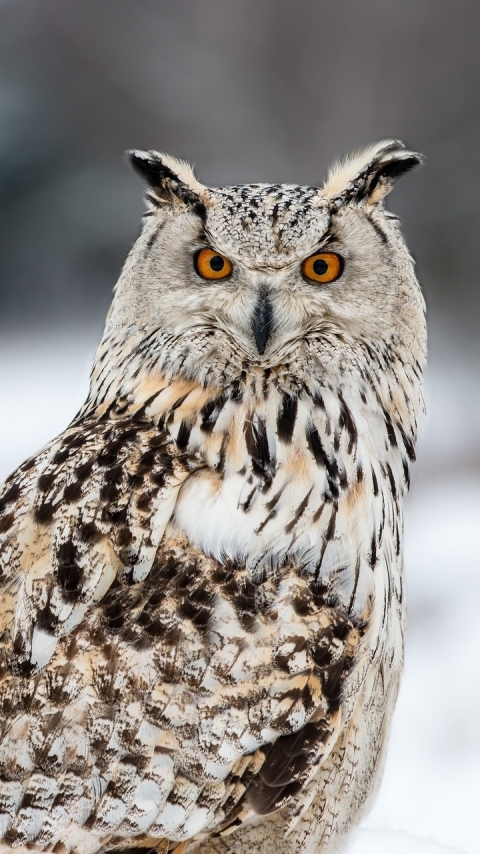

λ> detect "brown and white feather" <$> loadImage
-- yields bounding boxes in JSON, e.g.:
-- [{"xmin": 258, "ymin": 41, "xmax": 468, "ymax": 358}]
[{"xmin": 0, "ymin": 140, "xmax": 426, "ymax": 854}]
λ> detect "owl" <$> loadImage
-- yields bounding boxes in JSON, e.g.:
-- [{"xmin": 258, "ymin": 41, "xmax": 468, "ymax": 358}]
[{"xmin": 0, "ymin": 140, "xmax": 426, "ymax": 854}]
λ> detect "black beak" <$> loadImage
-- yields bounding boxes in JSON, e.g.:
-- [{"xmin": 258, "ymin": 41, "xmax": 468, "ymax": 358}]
[{"xmin": 251, "ymin": 289, "xmax": 274, "ymax": 355}]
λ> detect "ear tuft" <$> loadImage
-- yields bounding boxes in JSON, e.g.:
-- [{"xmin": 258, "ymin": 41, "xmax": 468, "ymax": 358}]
[
  {"xmin": 127, "ymin": 149, "xmax": 206, "ymax": 213},
  {"xmin": 322, "ymin": 140, "xmax": 424, "ymax": 206}
]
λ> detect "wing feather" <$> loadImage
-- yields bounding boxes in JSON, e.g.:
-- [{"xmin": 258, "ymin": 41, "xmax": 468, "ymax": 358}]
[{"xmin": 0, "ymin": 417, "xmax": 365, "ymax": 849}]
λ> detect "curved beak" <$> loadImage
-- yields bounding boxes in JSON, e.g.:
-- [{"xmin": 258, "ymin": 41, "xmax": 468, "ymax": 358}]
[{"xmin": 251, "ymin": 288, "xmax": 274, "ymax": 355}]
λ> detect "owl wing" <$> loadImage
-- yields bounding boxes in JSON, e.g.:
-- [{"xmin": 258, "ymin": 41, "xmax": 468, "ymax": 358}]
[
  {"xmin": 0, "ymin": 412, "xmax": 188, "ymax": 678},
  {"xmin": 0, "ymin": 414, "xmax": 363, "ymax": 849}
]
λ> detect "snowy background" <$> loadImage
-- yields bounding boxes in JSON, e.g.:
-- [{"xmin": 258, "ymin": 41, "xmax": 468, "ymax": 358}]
[{"xmin": 0, "ymin": 2, "xmax": 479, "ymax": 853}]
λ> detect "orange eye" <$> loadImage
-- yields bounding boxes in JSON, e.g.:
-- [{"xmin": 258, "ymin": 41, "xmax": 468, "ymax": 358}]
[
  {"xmin": 301, "ymin": 252, "xmax": 343, "ymax": 284},
  {"xmin": 194, "ymin": 248, "xmax": 233, "ymax": 280}
]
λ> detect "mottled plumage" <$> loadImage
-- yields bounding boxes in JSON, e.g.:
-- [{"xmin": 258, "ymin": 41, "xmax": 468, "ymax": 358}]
[{"xmin": 0, "ymin": 140, "xmax": 426, "ymax": 854}]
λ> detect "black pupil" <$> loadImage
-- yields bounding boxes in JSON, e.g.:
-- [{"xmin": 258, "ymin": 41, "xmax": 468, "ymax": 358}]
[
  {"xmin": 312, "ymin": 257, "xmax": 329, "ymax": 276},
  {"xmin": 210, "ymin": 255, "xmax": 225, "ymax": 272}
]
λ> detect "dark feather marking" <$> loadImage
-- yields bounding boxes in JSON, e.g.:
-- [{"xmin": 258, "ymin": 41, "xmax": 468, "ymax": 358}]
[
  {"xmin": 371, "ymin": 467, "xmax": 379, "ymax": 496},
  {"xmin": 325, "ymin": 505, "xmax": 337, "ymax": 543},
  {"xmin": 63, "ymin": 481, "xmax": 83, "ymax": 503},
  {"xmin": 219, "ymin": 570, "xmax": 258, "ymax": 631},
  {"xmin": 320, "ymin": 655, "xmax": 348, "ymax": 709},
  {"xmin": 277, "ymin": 393, "xmax": 298, "ymax": 443},
  {"xmin": 145, "ymin": 220, "xmax": 165, "ymax": 252},
  {"xmin": 176, "ymin": 421, "xmax": 192, "ymax": 451},
  {"xmin": 262, "ymin": 368, "xmax": 271, "ymax": 399},
  {"xmin": 316, "ymin": 503, "xmax": 337, "ymax": 573},
  {"xmin": 149, "ymin": 432, "xmax": 168, "ymax": 448},
  {"xmin": 169, "ymin": 391, "xmax": 192, "ymax": 414},
  {"xmin": 216, "ymin": 434, "xmax": 228, "ymax": 474},
  {"xmin": 313, "ymin": 393, "xmax": 325, "ymax": 410},
  {"xmin": 369, "ymin": 532, "xmax": 378, "ymax": 568},
  {"xmin": 36, "ymin": 599, "xmax": 58, "ymax": 634},
  {"xmin": 133, "ymin": 390, "xmax": 169, "ymax": 422},
  {"xmin": 56, "ymin": 542, "xmax": 84, "ymax": 603},
  {"xmin": 379, "ymin": 495, "xmax": 386, "ymax": 542},
  {"xmin": 117, "ymin": 527, "xmax": 133, "ymax": 547},
  {"xmin": 338, "ymin": 393, "xmax": 358, "ymax": 454},
  {"xmin": 348, "ymin": 555, "xmax": 361, "ymax": 614},
  {"xmin": 254, "ymin": 507, "xmax": 278, "ymax": 535},
  {"xmin": 0, "ymin": 483, "xmax": 20, "ymax": 506},
  {"xmin": 38, "ymin": 472, "xmax": 56, "ymax": 493},
  {"xmin": 325, "ymin": 477, "xmax": 339, "ymax": 502},
  {"xmin": 383, "ymin": 409, "xmax": 397, "ymax": 448},
  {"xmin": 255, "ymin": 721, "xmax": 329, "ymax": 791},
  {"xmin": 395, "ymin": 519, "xmax": 401, "ymax": 556},
  {"xmin": 386, "ymin": 463, "xmax": 397, "ymax": 500},
  {"xmin": 366, "ymin": 210, "xmax": 389, "ymax": 244},
  {"xmin": 34, "ymin": 502, "xmax": 55, "ymax": 525},
  {"xmin": 305, "ymin": 423, "xmax": 339, "ymax": 482},
  {"xmin": 285, "ymin": 488, "xmax": 313, "ymax": 535},
  {"xmin": 0, "ymin": 512, "xmax": 15, "ymax": 533},
  {"xmin": 200, "ymin": 396, "xmax": 226, "ymax": 433},
  {"xmin": 265, "ymin": 483, "xmax": 286, "ymax": 513},
  {"xmin": 75, "ymin": 459, "xmax": 95, "ymax": 481},
  {"xmin": 312, "ymin": 501, "xmax": 326, "ymax": 524},
  {"xmin": 99, "ymin": 398, "xmax": 123, "ymax": 422},
  {"xmin": 241, "ymin": 486, "xmax": 257, "ymax": 513},
  {"xmin": 399, "ymin": 426, "xmax": 416, "ymax": 462},
  {"xmin": 137, "ymin": 492, "xmax": 152, "ymax": 511},
  {"xmin": 137, "ymin": 449, "xmax": 157, "ymax": 471},
  {"xmin": 339, "ymin": 466, "xmax": 348, "ymax": 490},
  {"xmin": 230, "ymin": 380, "xmax": 243, "ymax": 402},
  {"xmin": 64, "ymin": 432, "xmax": 86, "ymax": 449},
  {"xmin": 104, "ymin": 465, "xmax": 123, "ymax": 484},
  {"xmin": 246, "ymin": 775, "xmax": 303, "ymax": 816},
  {"xmin": 100, "ymin": 482, "xmax": 119, "ymax": 503},
  {"xmin": 244, "ymin": 416, "xmax": 275, "ymax": 482},
  {"xmin": 135, "ymin": 327, "xmax": 164, "ymax": 353},
  {"xmin": 242, "ymin": 628, "xmax": 345, "ymax": 810}
]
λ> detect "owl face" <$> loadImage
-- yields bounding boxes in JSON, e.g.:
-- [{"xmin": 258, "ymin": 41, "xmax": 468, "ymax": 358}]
[{"xmin": 105, "ymin": 142, "xmax": 426, "ymax": 391}]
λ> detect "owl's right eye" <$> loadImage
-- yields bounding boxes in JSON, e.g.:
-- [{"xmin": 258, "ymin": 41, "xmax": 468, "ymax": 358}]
[{"xmin": 194, "ymin": 248, "xmax": 233, "ymax": 280}]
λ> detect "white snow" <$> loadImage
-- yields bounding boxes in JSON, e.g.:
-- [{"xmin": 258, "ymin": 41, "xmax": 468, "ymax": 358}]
[
  {"xmin": 0, "ymin": 326, "xmax": 99, "ymax": 475},
  {"xmin": 344, "ymin": 828, "xmax": 466, "ymax": 854},
  {"xmin": 0, "ymin": 325, "xmax": 478, "ymax": 854}
]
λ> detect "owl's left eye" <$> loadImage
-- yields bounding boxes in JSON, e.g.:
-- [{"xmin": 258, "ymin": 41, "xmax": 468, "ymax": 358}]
[
  {"xmin": 301, "ymin": 252, "xmax": 343, "ymax": 284},
  {"xmin": 195, "ymin": 248, "xmax": 233, "ymax": 280}
]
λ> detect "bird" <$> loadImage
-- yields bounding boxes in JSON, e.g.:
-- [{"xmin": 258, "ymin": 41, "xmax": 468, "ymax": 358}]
[{"xmin": 0, "ymin": 139, "xmax": 426, "ymax": 854}]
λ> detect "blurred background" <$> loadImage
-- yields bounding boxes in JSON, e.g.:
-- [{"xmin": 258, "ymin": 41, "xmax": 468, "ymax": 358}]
[{"xmin": 0, "ymin": 1, "xmax": 478, "ymax": 852}]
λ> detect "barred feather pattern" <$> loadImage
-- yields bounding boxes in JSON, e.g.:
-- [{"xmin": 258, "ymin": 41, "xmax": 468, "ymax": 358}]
[
  {"xmin": 0, "ymin": 365, "xmax": 414, "ymax": 852},
  {"xmin": 0, "ymin": 140, "xmax": 426, "ymax": 854}
]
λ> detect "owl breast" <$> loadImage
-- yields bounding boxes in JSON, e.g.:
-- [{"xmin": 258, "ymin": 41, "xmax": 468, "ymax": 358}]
[{"xmin": 167, "ymin": 380, "xmax": 385, "ymax": 622}]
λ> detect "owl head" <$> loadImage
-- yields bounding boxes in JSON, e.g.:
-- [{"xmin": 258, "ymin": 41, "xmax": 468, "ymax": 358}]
[{"xmin": 93, "ymin": 140, "xmax": 426, "ymax": 404}]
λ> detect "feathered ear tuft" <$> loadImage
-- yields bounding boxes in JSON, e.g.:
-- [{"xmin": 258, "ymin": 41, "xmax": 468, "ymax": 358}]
[
  {"xmin": 127, "ymin": 149, "xmax": 207, "ymax": 214},
  {"xmin": 322, "ymin": 140, "xmax": 424, "ymax": 206}
]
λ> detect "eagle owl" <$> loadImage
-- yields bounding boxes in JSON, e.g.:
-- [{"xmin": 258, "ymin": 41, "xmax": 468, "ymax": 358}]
[{"xmin": 0, "ymin": 140, "xmax": 426, "ymax": 854}]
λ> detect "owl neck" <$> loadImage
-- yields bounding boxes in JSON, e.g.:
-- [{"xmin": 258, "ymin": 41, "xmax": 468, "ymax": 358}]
[{"xmin": 80, "ymin": 334, "xmax": 422, "ymax": 506}]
